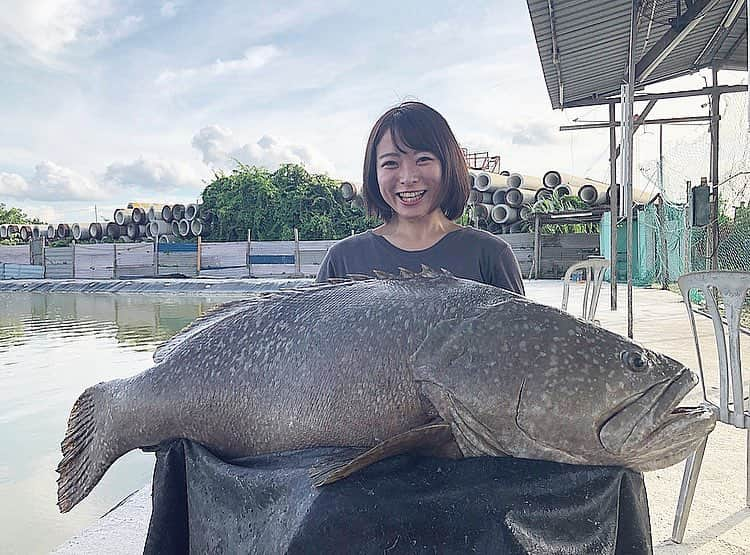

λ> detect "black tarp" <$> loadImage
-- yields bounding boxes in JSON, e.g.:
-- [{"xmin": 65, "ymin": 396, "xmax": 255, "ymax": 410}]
[{"xmin": 145, "ymin": 440, "xmax": 652, "ymax": 554}]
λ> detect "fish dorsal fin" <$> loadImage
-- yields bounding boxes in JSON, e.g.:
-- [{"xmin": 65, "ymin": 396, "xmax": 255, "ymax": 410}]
[
  {"xmin": 152, "ymin": 280, "xmax": 371, "ymax": 364},
  {"xmin": 370, "ymin": 265, "xmax": 453, "ymax": 281}
]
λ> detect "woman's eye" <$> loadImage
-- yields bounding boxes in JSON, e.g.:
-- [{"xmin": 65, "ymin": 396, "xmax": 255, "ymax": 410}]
[
  {"xmin": 381, "ymin": 161, "xmax": 397, "ymax": 168},
  {"xmin": 417, "ymin": 156, "xmax": 433, "ymax": 163}
]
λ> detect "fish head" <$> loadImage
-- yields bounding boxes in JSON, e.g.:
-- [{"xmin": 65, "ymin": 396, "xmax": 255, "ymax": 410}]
[
  {"xmin": 414, "ymin": 293, "xmax": 715, "ymax": 471},
  {"xmin": 507, "ymin": 301, "xmax": 716, "ymax": 469}
]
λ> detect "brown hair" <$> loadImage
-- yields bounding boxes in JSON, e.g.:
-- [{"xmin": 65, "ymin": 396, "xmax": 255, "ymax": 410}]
[{"xmin": 363, "ymin": 101, "xmax": 470, "ymax": 221}]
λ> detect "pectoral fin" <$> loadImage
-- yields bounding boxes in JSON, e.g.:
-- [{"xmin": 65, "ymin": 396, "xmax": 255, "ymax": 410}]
[{"xmin": 310, "ymin": 421, "xmax": 458, "ymax": 486}]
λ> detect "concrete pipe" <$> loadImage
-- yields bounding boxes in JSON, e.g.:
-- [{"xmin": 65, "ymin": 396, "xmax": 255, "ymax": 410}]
[
  {"xmin": 7, "ymin": 224, "xmax": 19, "ymax": 237},
  {"xmin": 492, "ymin": 187, "xmax": 509, "ymax": 205},
  {"xmin": 46, "ymin": 225, "xmax": 56, "ymax": 240},
  {"xmin": 543, "ymin": 170, "xmax": 563, "ymax": 188},
  {"xmin": 132, "ymin": 207, "xmax": 147, "ymax": 224},
  {"xmin": 31, "ymin": 226, "xmax": 42, "ymax": 240},
  {"xmin": 508, "ymin": 221, "xmax": 524, "ymax": 233},
  {"xmin": 505, "ymin": 188, "xmax": 536, "ymax": 208},
  {"xmin": 185, "ymin": 204, "xmax": 199, "ymax": 221},
  {"xmin": 340, "ymin": 181, "xmax": 356, "ymax": 201},
  {"xmin": 171, "ymin": 221, "xmax": 180, "ymax": 236},
  {"xmin": 57, "ymin": 223, "xmax": 70, "ymax": 238},
  {"xmin": 507, "ymin": 173, "xmax": 544, "ymax": 190},
  {"xmin": 161, "ymin": 205, "xmax": 173, "ymax": 222},
  {"xmin": 177, "ymin": 219, "xmax": 191, "ymax": 237},
  {"xmin": 114, "ymin": 209, "xmax": 133, "ymax": 226},
  {"xmin": 190, "ymin": 219, "xmax": 203, "ymax": 236},
  {"xmin": 89, "ymin": 222, "xmax": 105, "ymax": 240},
  {"xmin": 149, "ymin": 220, "xmax": 172, "ymax": 237},
  {"xmin": 468, "ymin": 171, "xmax": 477, "ymax": 190},
  {"xmin": 19, "ymin": 226, "xmax": 31, "ymax": 241},
  {"xmin": 475, "ymin": 172, "xmax": 508, "ymax": 192},
  {"xmin": 469, "ymin": 203, "xmax": 492, "ymax": 221},
  {"xmin": 157, "ymin": 234, "xmax": 173, "ymax": 243},
  {"xmin": 553, "ymin": 184, "xmax": 572, "ymax": 197},
  {"xmin": 519, "ymin": 205, "xmax": 532, "ymax": 221},
  {"xmin": 0, "ymin": 224, "xmax": 6, "ymax": 239},
  {"xmin": 481, "ymin": 192, "xmax": 494, "ymax": 204},
  {"xmin": 126, "ymin": 223, "xmax": 147, "ymax": 240},
  {"xmin": 578, "ymin": 184, "xmax": 610, "ymax": 206},
  {"xmin": 171, "ymin": 204, "xmax": 185, "ymax": 221},
  {"xmin": 71, "ymin": 223, "xmax": 91, "ymax": 241},
  {"xmin": 535, "ymin": 188, "xmax": 553, "ymax": 202},
  {"xmin": 106, "ymin": 222, "xmax": 127, "ymax": 240},
  {"xmin": 490, "ymin": 204, "xmax": 519, "ymax": 224},
  {"xmin": 468, "ymin": 189, "xmax": 482, "ymax": 204},
  {"xmin": 146, "ymin": 205, "xmax": 165, "ymax": 222}
]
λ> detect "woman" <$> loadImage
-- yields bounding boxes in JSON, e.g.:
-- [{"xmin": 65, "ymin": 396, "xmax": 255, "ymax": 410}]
[{"xmin": 317, "ymin": 101, "xmax": 524, "ymax": 295}]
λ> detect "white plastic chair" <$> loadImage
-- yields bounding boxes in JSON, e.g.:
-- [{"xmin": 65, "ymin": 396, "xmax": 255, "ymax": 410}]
[
  {"xmin": 671, "ymin": 270, "xmax": 750, "ymax": 543},
  {"xmin": 561, "ymin": 258, "xmax": 610, "ymax": 323}
]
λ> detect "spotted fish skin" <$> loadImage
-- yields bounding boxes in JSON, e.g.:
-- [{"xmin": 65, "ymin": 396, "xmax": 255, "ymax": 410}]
[{"xmin": 57, "ymin": 269, "xmax": 715, "ymax": 513}]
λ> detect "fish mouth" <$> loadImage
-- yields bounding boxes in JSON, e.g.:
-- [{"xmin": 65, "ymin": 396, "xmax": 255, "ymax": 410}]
[{"xmin": 599, "ymin": 368, "xmax": 716, "ymax": 457}]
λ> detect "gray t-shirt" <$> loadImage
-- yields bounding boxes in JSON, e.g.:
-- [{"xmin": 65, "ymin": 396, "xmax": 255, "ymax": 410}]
[{"xmin": 316, "ymin": 227, "xmax": 525, "ymax": 295}]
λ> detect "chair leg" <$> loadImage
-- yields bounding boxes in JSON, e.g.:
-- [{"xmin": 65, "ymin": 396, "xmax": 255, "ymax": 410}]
[{"xmin": 671, "ymin": 437, "xmax": 708, "ymax": 543}]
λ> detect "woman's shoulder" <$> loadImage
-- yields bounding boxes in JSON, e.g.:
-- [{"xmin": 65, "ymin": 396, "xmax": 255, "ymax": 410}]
[
  {"xmin": 326, "ymin": 229, "xmax": 379, "ymax": 254},
  {"xmin": 449, "ymin": 226, "xmax": 513, "ymax": 251}
]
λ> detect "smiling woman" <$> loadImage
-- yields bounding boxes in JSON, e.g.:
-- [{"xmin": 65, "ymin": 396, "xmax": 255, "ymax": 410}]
[{"xmin": 316, "ymin": 101, "xmax": 525, "ymax": 295}]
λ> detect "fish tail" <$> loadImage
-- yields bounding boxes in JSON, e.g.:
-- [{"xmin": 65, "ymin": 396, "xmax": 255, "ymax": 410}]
[{"xmin": 57, "ymin": 383, "xmax": 118, "ymax": 513}]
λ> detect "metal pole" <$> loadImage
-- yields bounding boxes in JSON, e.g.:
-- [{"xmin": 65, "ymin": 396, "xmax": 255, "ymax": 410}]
[
  {"xmin": 609, "ymin": 103, "xmax": 618, "ymax": 310},
  {"xmin": 294, "ymin": 228, "xmax": 301, "ymax": 275},
  {"xmin": 72, "ymin": 240, "xmax": 76, "ymax": 278},
  {"xmin": 710, "ymin": 65, "xmax": 720, "ymax": 271},
  {"xmin": 623, "ymin": 0, "xmax": 638, "ymax": 339},
  {"xmin": 658, "ymin": 124, "xmax": 668, "ymax": 289},
  {"xmin": 246, "ymin": 229, "xmax": 252, "ymax": 277},
  {"xmin": 197, "ymin": 235, "xmax": 202, "ymax": 275},
  {"xmin": 684, "ymin": 180, "xmax": 692, "ymax": 274},
  {"xmin": 533, "ymin": 214, "xmax": 541, "ymax": 279}
]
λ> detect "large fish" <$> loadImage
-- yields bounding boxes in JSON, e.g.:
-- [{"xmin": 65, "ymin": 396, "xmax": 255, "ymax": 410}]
[{"xmin": 57, "ymin": 268, "xmax": 715, "ymax": 512}]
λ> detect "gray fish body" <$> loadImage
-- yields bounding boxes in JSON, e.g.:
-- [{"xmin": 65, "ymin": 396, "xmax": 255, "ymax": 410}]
[{"xmin": 58, "ymin": 271, "xmax": 715, "ymax": 512}]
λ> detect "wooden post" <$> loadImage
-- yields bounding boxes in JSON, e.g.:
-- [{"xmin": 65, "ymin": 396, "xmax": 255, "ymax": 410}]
[
  {"xmin": 154, "ymin": 236, "xmax": 159, "ymax": 276},
  {"xmin": 533, "ymin": 214, "xmax": 541, "ymax": 279},
  {"xmin": 72, "ymin": 240, "xmax": 76, "ymax": 278},
  {"xmin": 197, "ymin": 235, "xmax": 202, "ymax": 275},
  {"xmin": 657, "ymin": 195, "xmax": 668, "ymax": 289},
  {"xmin": 112, "ymin": 243, "xmax": 117, "ymax": 279},
  {"xmin": 251, "ymin": 229, "xmax": 253, "ymax": 277},
  {"xmin": 294, "ymin": 228, "xmax": 301, "ymax": 276},
  {"xmin": 684, "ymin": 180, "xmax": 691, "ymax": 274}
]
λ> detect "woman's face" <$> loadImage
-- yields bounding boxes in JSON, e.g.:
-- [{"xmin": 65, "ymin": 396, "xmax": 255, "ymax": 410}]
[{"xmin": 375, "ymin": 131, "xmax": 443, "ymax": 222}]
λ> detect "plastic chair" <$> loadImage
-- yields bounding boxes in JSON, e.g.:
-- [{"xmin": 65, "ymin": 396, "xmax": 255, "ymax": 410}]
[
  {"xmin": 671, "ymin": 270, "xmax": 750, "ymax": 543},
  {"xmin": 561, "ymin": 258, "xmax": 610, "ymax": 323}
]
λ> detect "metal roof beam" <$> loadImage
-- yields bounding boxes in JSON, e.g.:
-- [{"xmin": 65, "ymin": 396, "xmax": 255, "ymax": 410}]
[
  {"xmin": 560, "ymin": 114, "xmax": 712, "ymax": 131},
  {"xmin": 635, "ymin": 0, "xmax": 723, "ymax": 83},
  {"xmin": 560, "ymin": 83, "xmax": 747, "ymax": 108},
  {"xmin": 693, "ymin": 0, "xmax": 746, "ymax": 66}
]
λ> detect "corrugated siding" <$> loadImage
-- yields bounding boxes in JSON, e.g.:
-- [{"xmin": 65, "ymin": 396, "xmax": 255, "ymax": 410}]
[
  {"xmin": 0, "ymin": 263, "xmax": 44, "ymax": 279},
  {"xmin": 0, "ymin": 245, "xmax": 30, "ymax": 264},
  {"xmin": 158, "ymin": 251, "xmax": 198, "ymax": 277},
  {"xmin": 527, "ymin": 0, "xmax": 747, "ymax": 108},
  {"xmin": 74, "ymin": 244, "xmax": 115, "ymax": 279},
  {"xmin": 45, "ymin": 247, "xmax": 74, "ymax": 278},
  {"xmin": 115, "ymin": 243, "xmax": 155, "ymax": 278}
]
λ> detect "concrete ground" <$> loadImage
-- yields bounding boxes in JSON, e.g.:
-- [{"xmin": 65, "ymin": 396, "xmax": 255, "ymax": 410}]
[{"xmin": 55, "ymin": 279, "xmax": 750, "ymax": 554}]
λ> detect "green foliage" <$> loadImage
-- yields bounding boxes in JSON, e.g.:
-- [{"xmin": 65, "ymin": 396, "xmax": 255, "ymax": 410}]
[
  {"xmin": 529, "ymin": 193, "xmax": 598, "ymax": 234},
  {"xmin": 200, "ymin": 163, "xmax": 379, "ymax": 241},
  {"xmin": 0, "ymin": 203, "xmax": 32, "ymax": 224}
]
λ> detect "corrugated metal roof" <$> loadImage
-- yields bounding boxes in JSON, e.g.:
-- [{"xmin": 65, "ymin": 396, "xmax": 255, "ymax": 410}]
[{"xmin": 527, "ymin": 0, "xmax": 748, "ymax": 109}]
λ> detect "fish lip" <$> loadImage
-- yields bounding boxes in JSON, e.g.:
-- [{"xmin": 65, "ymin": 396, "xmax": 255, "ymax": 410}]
[{"xmin": 600, "ymin": 368, "xmax": 711, "ymax": 454}]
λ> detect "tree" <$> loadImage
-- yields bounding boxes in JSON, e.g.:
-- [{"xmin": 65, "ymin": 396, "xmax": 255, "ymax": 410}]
[
  {"xmin": 200, "ymin": 163, "xmax": 378, "ymax": 241},
  {"xmin": 0, "ymin": 203, "xmax": 33, "ymax": 224}
]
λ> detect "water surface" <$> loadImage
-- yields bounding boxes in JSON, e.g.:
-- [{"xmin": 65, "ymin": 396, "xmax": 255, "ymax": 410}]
[{"xmin": 0, "ymin": 292, "xmax": 235, "ymax": 554}]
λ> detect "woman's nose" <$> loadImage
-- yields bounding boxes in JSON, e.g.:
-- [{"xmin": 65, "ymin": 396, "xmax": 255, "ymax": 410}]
[{"xmin": 399, "ymin": 164, "xmax": 419, "ymax": 184}]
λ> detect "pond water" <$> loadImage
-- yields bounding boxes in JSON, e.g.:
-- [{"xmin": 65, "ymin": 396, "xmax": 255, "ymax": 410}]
[{"xmin": 0, "ymin": 292, "xmax": 238, "ymax": 555}]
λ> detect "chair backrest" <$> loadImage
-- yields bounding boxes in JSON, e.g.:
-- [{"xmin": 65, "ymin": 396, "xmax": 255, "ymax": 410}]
[
  {"xmin": 561, "ymin": 259, "xmax": 610, "ymax": 322},
  {"xmin": 678, "ymin": 271, "xmax": 749, "ymax": 429}
]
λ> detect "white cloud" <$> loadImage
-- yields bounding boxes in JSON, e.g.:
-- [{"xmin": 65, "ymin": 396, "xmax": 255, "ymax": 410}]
[
  {"xmin": 102, "ymin": 157, "xmax": 202, "ymax": 191},
  {"xmin": 0, "ymin": 161, "xmax": 105, "ymax": 201},
  {"xmin": 191, "ymin": 125, "xmax": 336, "ymax": 175},
  {"xmin": 0, "ymin": 0, "xmax": 115, "ymax": 62},
  {"xmin": 160, "ymin": 1, "xmax": 181, "ymax": 18},
  {"xmin": 155, "ymin": 45, "xmax": 281, "ymax": 92}
]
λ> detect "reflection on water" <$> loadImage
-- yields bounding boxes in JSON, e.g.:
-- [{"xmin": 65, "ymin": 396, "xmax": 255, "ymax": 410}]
[{"xmin": 0, "ymin": 292, "xmax": 234, "ymax": 555}]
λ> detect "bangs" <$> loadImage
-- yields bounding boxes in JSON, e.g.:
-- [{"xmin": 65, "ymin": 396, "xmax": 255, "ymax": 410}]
[{"xmin": 380, "ymin": 110, "xmax": 443, "ymax": 158}]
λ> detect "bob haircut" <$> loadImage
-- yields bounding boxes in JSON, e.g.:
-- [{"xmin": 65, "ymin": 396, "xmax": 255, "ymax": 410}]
[{"xmin": 363, "ymin": 101, "xmax": 470, "ymax": 222}]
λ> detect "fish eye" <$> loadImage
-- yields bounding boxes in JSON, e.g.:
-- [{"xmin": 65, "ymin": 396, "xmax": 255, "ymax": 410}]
[{"xmin": 620, "ymin": 350, "xmax": 649, "ymax": 372}]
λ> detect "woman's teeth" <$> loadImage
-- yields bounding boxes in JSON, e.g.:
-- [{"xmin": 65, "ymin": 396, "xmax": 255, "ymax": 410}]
[{"xmin": 397, "ymin": 191, "xmax": 426, "ymax": 203}]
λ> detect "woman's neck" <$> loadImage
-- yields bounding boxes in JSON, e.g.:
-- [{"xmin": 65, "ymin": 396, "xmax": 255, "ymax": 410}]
[{"xmin": 373, "ymin": 212, "xmax": 462, "ymax": 251}]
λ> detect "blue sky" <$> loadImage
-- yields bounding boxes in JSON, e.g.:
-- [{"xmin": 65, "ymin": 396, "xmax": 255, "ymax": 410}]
[{"xmin": 1, "ymin": 0, "xmax": 747, "ymax": 224}]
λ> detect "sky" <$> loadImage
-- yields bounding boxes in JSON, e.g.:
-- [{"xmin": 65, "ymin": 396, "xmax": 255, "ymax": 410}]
[{"xmin": 1, "ymin": 0, "xmax": 747, "ymax": 224}]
